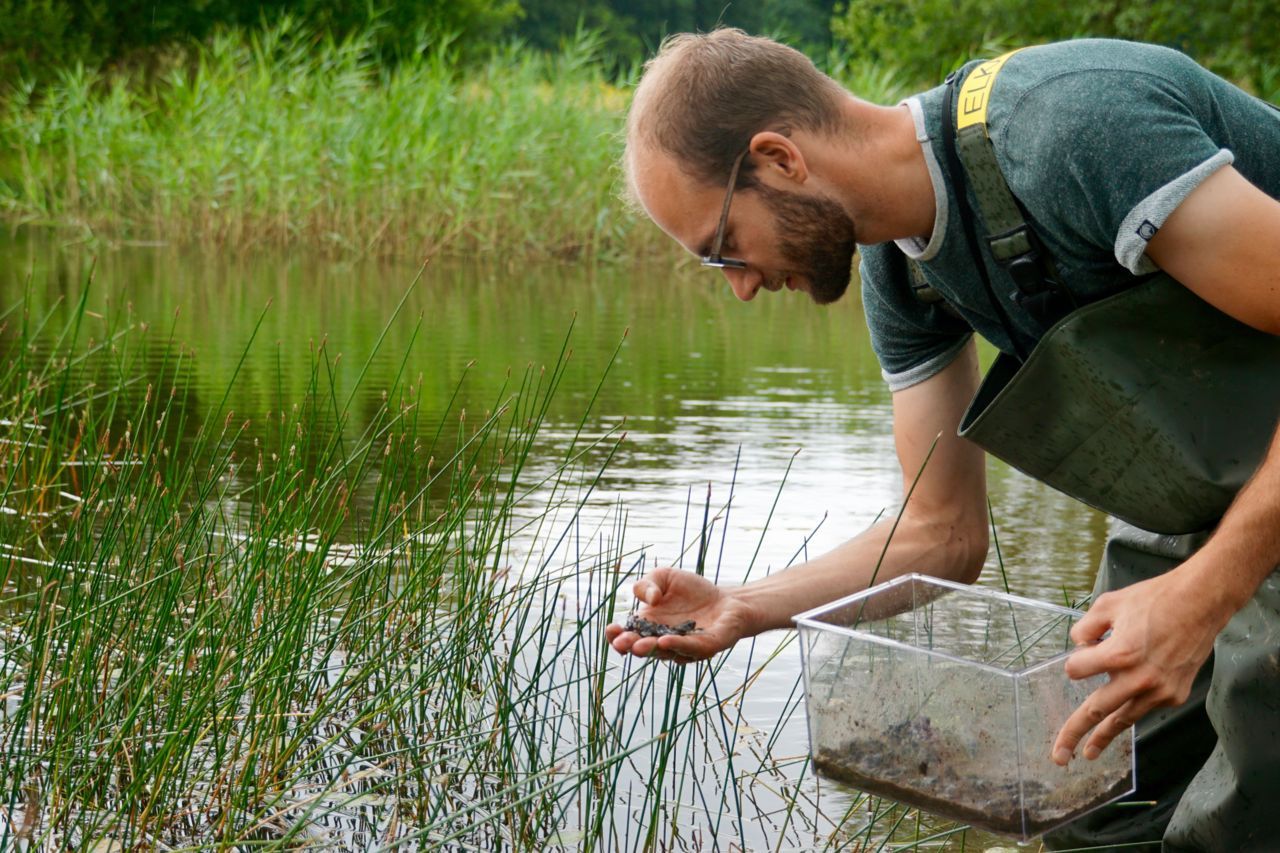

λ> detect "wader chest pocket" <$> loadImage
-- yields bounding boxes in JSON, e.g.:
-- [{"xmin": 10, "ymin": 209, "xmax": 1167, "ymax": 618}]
[{"xmin": 958, "ymin": 275, "xmax": 1280, "ymax": 534}]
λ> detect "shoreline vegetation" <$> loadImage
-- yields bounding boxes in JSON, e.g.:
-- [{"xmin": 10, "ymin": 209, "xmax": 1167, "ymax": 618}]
[
  {"xmin": 4, "ymin": 19, "xmax": 1275, "ymax": 263},
  {"xmin": 0, "ymin": 24, "xmax": 905, "ymax": 264},
  {"xmin": 0, "ymin": 285, "xmax": 991, "ymax": 849},
  {"xmin": 0, "ymin": 26, "xmax": 652, "ymax": 263}
]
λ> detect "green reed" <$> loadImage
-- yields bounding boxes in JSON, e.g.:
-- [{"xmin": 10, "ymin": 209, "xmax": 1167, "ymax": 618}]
[
  {"xmin": 0, "ymin": 23, "xmax": 916, "ymax": 265},
  {"xmin": 0, "ymin": 23, "xmax": 651, "ymax": 262}
]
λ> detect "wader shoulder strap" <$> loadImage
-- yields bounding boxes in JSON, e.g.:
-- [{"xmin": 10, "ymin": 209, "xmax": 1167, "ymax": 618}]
[
  {"xmin": 885, "ymin": 243, "xmax": 963, "ymax": 318},
  {"xmin": 906, "ymin": 257, "xmax": 962, "ymax": 317},
  {"xmin": 948, "ymin": 51, "xmax": 1077, "ymax": 336},
  {"xmin": 943, "ymin": 70, "xmax": 1029, "ymax": 360}
]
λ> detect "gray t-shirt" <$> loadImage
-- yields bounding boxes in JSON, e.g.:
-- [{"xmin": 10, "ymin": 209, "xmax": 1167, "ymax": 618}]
[{"xmin": 860, "ymin": 39, "xmax": 1280, "ymax": 391}]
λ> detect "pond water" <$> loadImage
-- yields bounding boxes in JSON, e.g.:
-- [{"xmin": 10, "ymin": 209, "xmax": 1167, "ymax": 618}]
[{"xmin": 1, "ymin": 232, "xmax": 1111, "ymax": 848}]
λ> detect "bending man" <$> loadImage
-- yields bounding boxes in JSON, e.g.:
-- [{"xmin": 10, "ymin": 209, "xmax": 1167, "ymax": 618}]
[{"xmin": 606, "ymin": 29, "xmax": 1280, "ymax": 852}]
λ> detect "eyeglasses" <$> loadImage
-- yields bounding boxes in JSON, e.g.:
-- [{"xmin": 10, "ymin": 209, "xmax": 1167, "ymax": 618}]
[{"xmin": 700, "ymin": 149, "xmax": 749, "ymax": 270}]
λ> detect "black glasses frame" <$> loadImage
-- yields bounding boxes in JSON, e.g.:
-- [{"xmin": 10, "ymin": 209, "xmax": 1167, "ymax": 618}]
[{"xmin": 700, "ymin": 149, "xmax": 750, "ymax": 270}]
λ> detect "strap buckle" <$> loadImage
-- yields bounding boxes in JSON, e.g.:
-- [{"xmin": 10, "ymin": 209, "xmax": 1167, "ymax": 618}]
[{"xmin": 987, "ymin": 224, "xmax": 1055, "ymax": 297}]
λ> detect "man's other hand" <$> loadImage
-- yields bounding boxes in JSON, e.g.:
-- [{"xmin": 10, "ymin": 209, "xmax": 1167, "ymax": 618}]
[{"xmin": 1051, "ymin": 564, "xmax": 1227, "ymax": 765}]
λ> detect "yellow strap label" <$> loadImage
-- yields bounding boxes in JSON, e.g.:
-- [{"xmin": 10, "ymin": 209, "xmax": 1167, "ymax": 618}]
[{"xmin": 956, "ymin": 48, "xmax": 1023, "ymax": 131}]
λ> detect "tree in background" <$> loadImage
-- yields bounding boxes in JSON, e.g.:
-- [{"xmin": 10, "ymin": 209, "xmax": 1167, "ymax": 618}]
[
  {"xmin": 832, "ymin": 0, "xmax": 1280, "ymax": 97},
  {"xmin": 395, "ymin": 0, "xmax": 841, "ymax": 76},
  {"xmin": 4, "ymin": 0, "xmax": 1277, "ymax": 98},
  {"xmin": 0, "ymin": 0, "xmax": 521, "ymax": 85},
  {"xmin": 0, "ymin": 0, "xmax": 840, "ymax": 86}
]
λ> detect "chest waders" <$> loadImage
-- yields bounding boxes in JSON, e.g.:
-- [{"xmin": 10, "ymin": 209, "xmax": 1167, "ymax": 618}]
[
  {"xmin": 940, "ymin": 51, "xmax": 1280, "ymax": 536},
  {"xmin": 933, "ymin": 54, "xmax": 1280, "ymax": 851}
]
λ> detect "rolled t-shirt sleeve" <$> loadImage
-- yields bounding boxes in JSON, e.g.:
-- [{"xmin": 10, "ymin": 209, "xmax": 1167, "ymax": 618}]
[
  {"xmin": 1114, "ymin": 150, "xmax": 1232, "ymax": 273},
  {"xmin": 998, "ymin": 59, "xmax": 1232, "ymax": 275},
  {"xmin": 859, "ymin": 246, "xmax": 972, "ymax": 392}
]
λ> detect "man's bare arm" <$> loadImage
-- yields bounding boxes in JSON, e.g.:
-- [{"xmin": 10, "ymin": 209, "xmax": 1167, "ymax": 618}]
[
  {"xmin": 606, "ymin": 339, "xmax": 990, "ymax": 661},
  {"xmin": 731, "ymin": 339, "xmax": 989, "ymax": 630}
]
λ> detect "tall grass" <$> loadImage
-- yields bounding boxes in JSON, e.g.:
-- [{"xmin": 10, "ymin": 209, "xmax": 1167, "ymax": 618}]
[
  {"xmin": 0, "ymin": 23, "xmax": 916, "ymax": 264},
  {"xmin": 0, "ymin": 23, "xmax": 654, "ymax": 262},
  {"xmin": 0, "ymin": 279, "xmax": 598, "ymax": 846}
]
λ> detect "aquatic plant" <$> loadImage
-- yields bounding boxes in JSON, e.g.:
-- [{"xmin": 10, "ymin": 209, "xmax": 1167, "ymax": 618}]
[{"xmin": 0, "ymin": 25, "xmax": 652, "ymax": 263}]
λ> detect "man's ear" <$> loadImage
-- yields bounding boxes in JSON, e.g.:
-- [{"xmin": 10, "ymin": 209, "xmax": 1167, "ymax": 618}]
[{"xmin": 747, "ymin": 131, "xmax": 807, "ymax": 185}]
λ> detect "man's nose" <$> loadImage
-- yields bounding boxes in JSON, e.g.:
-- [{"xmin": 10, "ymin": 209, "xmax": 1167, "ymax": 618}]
[{"xmin": 724, "ymin": 268, "xmax": 759, "ymax": 302}]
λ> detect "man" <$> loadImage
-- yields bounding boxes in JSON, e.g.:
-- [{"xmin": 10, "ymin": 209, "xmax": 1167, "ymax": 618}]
[{"xmin": 605, "ymin": 29, "xmax": 1280, "ymax": 851}]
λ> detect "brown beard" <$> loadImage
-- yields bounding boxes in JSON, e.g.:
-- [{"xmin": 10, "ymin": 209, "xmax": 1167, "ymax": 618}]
[{"xmin": 754, "ymin": 184, "xmax": 857, "ymax": 305}]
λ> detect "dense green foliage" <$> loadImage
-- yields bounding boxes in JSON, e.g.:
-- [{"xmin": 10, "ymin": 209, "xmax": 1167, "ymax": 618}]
[
  {"xmin": 2, "ymin": 2, "xmax": 1277, "ymax": 256},
  {"xmin": 515, "ymin": 0, "xmax": 840, "ymax": 72},
  {"xmin": 0, "ymin": 26, "xmax": 654, "ymax": 260},
  {"xmin": 5, "ymin": 0, "xmax": 1278, "ymax": 97},
  {"xmin": 0, "ymin": 0, "xmax": 520, "ymax": 82},
  {"xmin": 0, "ymin": 0, "xmax": 837, "ymax": 86},
  {"xmin": 834, "ymin": 0, "xmax": 1280, "ymax": 97}
]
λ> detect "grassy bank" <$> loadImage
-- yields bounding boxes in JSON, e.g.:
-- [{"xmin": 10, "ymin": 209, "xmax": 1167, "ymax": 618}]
[
  {"xmin": 0, "ymin": 285, "xmax": 680, "ymax": 846},
  {"xmin": 0, "ymin": 24, "xmax": 909, "ymax": 263},
  {"xmin": 0, "ymin": 25, "xmax": 648, "ymax": 262}
]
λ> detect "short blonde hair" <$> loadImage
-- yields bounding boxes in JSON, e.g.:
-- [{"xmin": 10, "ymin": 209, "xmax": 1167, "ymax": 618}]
[{"xmin": 624, "ymin": 29, "xmax": 846, "ymax": 196}]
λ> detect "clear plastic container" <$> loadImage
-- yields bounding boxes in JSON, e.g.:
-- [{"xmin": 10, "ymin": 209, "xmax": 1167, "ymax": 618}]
[{"xmin": 794, "ymin": 574, "xmax": 1135, "ymax": 840}]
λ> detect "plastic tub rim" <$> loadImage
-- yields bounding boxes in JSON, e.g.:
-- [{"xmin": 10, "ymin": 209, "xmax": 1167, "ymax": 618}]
[{"xmin": 792, "ymin": 573, "xmax": 1085, "ymax": 677}]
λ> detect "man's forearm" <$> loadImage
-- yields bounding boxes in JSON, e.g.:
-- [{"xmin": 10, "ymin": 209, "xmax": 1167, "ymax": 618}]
[
  {"xmin": 731, "ymin": 508, "xmax": 988, "ymax": 633},
  {"xmin": 723, "ymin": 344, "xmax": 989, "ymax": 636}
]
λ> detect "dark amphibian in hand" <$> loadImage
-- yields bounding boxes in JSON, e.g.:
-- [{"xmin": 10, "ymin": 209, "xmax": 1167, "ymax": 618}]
[{"xmin": 623, "ymin": 614, "xmax": 702, "ymax": 638}]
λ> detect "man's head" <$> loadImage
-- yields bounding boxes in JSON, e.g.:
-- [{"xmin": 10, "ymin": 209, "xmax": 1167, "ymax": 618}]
[{"xmin": 624, "ymin": 29, "xmax": 858, "ymax": 304}]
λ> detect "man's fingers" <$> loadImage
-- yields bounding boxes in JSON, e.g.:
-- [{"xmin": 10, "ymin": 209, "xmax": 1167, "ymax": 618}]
[
  {"xmin": 1069, "ymin": 606, "xmax": 1112, "ymax": 647},
  {"xmin": 637, "ymin": 566, "xmax": 683, "ymax": 606},
  {"xmin": 609, "ymin": 630, "xmax": 659, "ymax": 656},
  {"xmin": 608, "ymin": 600, "xmax": 730, "ymax": 659},
  {"xmin": 1053, "ymin": 679, "xmax": 1126, "ymax": 765},
  {"xmin": 1083, "ymin": 700, "xmax": 1141, "ymax": 760},
  {"xmin": 608, "ymin": 630, "xmax": 634, "ymax": 654},
  {"xmin": 1053, "ymin": 709, "xmax": 1090, "ymax": 766},
  {"xmin": 608, "ymin": 631, "xmax": 710, "ymax": 662},
  {"xmin": 1053, "ymin": 676, "xmax": 1149, "ymax": 765},
  {"xmin": 655, "ymin": 634, "xmax": 713, "ymax": 660},
  {"xmin": 1063, "ymin": 641, "xmax": 1114, "ymax": 680},
  {"xmin": 632, "ymin": 578, "xmax": 660, "ymax": 606},
  {"xmin": 628, "ymin": 636, "xmax": 659, "ymax": 657}
]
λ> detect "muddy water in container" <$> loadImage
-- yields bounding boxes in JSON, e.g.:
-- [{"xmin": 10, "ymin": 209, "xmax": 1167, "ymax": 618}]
[{"xmin": 796, "ymin": 574, "xmax": 1135, "ymax": 840}]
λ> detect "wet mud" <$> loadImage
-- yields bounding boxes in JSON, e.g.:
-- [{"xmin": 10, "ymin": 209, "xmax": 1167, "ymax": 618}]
[{"xmin": 814, "ymin": 731, "xmax": 1131, "ymax": 837}]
